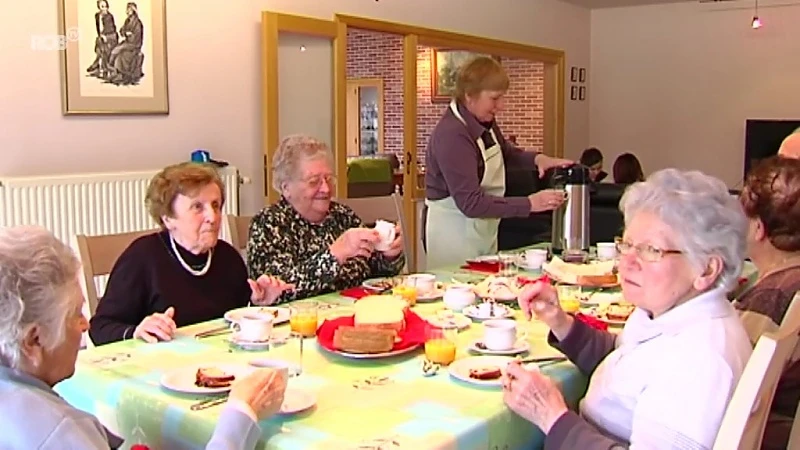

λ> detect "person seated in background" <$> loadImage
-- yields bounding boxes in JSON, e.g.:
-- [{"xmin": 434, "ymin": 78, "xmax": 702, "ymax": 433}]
[
  {"xmin": 502, "ymin": 168, "xmax": 752, "ymax": 449},
  {"xmin": 0, "ymin": 226, "xmax": 288, "ymax": 450},
  {"xmin": 247, "ymin": 135, "xmax": 405, "ymax": 302},
  {"xmin": 734, "ymin": 155, "xmax": 800, "ymax": 450},
  {"xmin": 778, "ymin": 130, "xmax": 800, "ymax": 159},
  {"xmin": 579, "ymin": 147, "xmax": 607, "ymax": 183},
  {"xmin": 612, "ymin": 152, "xmax": 645, "ymax": 184},
  {"xmin": 89, "ymin": 163, "xmax": 293, "ymax": 346}
]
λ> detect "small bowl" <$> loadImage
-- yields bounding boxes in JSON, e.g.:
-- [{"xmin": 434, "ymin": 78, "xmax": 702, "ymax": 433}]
[{"xmin": 443, "ymin": 286, "xmax": 476, "ymax": 312}]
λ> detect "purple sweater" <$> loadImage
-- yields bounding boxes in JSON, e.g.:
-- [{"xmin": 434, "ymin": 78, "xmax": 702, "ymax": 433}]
[{"xmin": 424, "ymin": 102, "xmax": 537, "ymax": 219}]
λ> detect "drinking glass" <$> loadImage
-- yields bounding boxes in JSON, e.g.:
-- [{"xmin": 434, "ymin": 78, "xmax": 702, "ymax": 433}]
[
  {"xmin": 392, "ymin": 284, "xmax": 418, "ymax": 306},
  {"xmin": 424, "ymin": 324, "xmax": 458, "ymax": 365},
  {"xmin": 497, "ymin": 252, "xmax": 519, "ymax": 277},
  {"xmin": 289, "ymin": 300, "xmax": 318, "ymax": 338}
]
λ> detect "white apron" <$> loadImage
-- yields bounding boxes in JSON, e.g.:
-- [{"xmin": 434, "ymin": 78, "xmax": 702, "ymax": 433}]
[{"xmin": 425, "ymin": 101, "xmax": 506, "ymax": 269}]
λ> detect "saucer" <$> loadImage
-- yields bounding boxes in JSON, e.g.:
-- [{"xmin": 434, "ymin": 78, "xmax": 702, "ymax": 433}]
[
  {"xmin": 426, "ymin": 311, "xmax": 472, "ymax": 330},
  {"xmin": 416, "ymin": 288, "xmax": 445, "ymax": 302},
  {"xmin": 468, "ymin": 339, "xmax": 530, "ymax": 356},
  {"xmin": 228, "ymin": 335, "xmax": 271, "ymax": 350},
  {"xmin": 462, "ymin": 304, "xmax": 514, "ymax": 320}
]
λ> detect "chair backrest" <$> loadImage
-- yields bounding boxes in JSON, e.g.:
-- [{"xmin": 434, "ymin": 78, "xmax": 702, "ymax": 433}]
[
  {"xmin": 226, "ymin": 214, "xmax": 253, "ymax": 253},
  {"xmin": 713, "ymin": 311, "xmax": 800, "ymax": 450},
  {"xmin": 337, "ymin": 192, "xmax": 411, "ymax": 274},
  {"xmin": 75, "ymin": 229, "xmax": 157, "ymax": 316}
]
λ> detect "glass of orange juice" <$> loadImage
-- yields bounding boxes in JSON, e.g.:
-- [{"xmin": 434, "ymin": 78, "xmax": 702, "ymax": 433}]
[
  {"xmin": 393, "ymin": 284, "xmax": 418, "ymax": 306},
  {"xmin": 289, "ymin": 301, "xmax": 318, "ymax": 338},
  {"xmin": 425, "ymin": 324, "xmax": 458, "ymax": 366}
]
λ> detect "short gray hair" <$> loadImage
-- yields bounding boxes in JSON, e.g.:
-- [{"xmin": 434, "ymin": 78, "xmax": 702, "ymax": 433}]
[
  {"xmin": 271, "ymin": 135, "xmax": 333, "ymax": 192},
  {"xmin": 620, "ymin": 168, "xmax": 747, "ymax": 291},
  {"xmin": 0, "ymin": 226, "xmax": 80, "ymax": 368}
]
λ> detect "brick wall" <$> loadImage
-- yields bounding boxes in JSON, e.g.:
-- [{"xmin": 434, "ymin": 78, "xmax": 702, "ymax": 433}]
[{"xmin": 346, "ymin": 28, "xmax": 545, "ymax": 166}]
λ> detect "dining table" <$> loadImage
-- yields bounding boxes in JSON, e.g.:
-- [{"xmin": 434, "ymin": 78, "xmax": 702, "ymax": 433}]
[
  {"xmin": 56, "ymin": 268, "xmax": 591, "ymax": 450},
  {"xmin": 56, "ymin": 252, "xmax": 759, "ymax": 450}
]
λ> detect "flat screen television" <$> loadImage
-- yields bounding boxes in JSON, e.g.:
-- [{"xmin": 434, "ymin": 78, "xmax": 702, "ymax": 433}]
[{"xmin": 744, "ymin": 119, "xmax": 800, "ymax": 177}]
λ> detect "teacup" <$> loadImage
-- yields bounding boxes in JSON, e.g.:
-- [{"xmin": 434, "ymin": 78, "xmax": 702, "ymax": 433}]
[
  {"xmin": 249, "ymin": 358, "xmax": 299, "ymax": 378},
  {"xmin": 231, "ymin": 313, "xmax": 273, "ymax": 342},
  {"xmin": 443, "ymin": 286, "xmax": 476, "ymax": 312},
  {"xmin": 374, "ymin": 220, "xmax": 396, "ymax": 251},
  {"xmin": 596, "ymin": 242, "xmax": 618, "ymax": 261},
  {"xmin": 482, "ymin": 319, "xmax": 524, "ymax": 351},
  {"xmin": 405, "ymin": 273, "xmax": 436, "ymax": 295},
  {"xmin": 523, "ymin": 249, "xmax": 548, "ymax": 269}
]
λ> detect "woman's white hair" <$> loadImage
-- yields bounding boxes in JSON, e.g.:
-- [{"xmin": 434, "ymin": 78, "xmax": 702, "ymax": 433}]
[
  {"xmin": 620, "ymin": 168, "xmax": 748, "ymax": 291},
  {"xmin": 271, "ymin": 134, "xmax": 333, "ymax": 192},
  {"xmin": 0, "ymin": 226, "xmax": 80, "ymax": 368}
]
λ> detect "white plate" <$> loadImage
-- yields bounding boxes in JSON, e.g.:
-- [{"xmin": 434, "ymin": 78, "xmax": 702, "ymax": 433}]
[
  {"xmin": 362, "ymin": 278, "xmax": 398, "ymax": 291},
  {"xmin": 425, "ymin": 312, "xmax": 472, "ymax": 330},
  {"xmin": 448, "ymin": 356, "xmax": 515, "ymax": 387},
  {"xmin": 228, "ymin": 329, "xmax": 291, "ymax": 350},
  {"xmin": 321, "ymin": 343, "xmax": 422, "ymax": 359},
  {"xmin": 470, "ymin": 255, "xmax": 499, "ymax": 263},
  {"xmin": 579, "ymin": 291, "xmax": 624, "ymax": 307},
  {"xmin": 416, "ymin": 288, "xmax": 445, "ymax": 302},
  {"xmin": 462, "ymin": 304, "xmax": 514, "ymax": 320},
  {"xmin": 468, "ymin": 339, "xmax": 530, "ymax": 356},
  {"xmin": 160, "ymin": 364, "xmax": 254, "ymax": 395},
  {"xmin": 279, "ymin": 388, "xmax": 317, "ymax": 415},
  {"xmin": 224, "ymin": 307, "xmax": 290, "ymax": 325}
]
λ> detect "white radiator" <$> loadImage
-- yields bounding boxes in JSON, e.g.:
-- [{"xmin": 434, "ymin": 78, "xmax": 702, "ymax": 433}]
[{"xmin": 0, "ymin": 165, "xmax": 245, "ymax": 245}]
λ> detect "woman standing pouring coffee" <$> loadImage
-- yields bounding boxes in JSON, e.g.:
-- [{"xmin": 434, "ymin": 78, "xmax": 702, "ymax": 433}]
[{"xmin": 424, "ymin": 56, "xmax": 571, "ymax": 269}]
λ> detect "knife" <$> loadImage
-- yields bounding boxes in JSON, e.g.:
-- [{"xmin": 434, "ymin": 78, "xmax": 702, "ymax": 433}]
[
  {"xmin": 190, "ymin": 395, "xmax": 228, "ymax": 411},
  {"xmin": 515, "ymin": 355, "xmax": 568, "ymax": 365}
]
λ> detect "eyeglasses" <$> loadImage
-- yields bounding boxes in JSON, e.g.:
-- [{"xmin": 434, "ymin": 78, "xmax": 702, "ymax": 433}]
[
  {"xmin": 615, "ymin": 238, "xmax": 683, "ymax": 263},
  {"xmin": 303, "ymin": 174, "xmax": 336, "ymax": 190}
]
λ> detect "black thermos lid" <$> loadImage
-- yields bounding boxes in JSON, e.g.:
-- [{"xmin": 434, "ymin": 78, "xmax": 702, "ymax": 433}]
[{"xmin": 546, "ymin": 164, "xmax": 590, "ymax": 187}]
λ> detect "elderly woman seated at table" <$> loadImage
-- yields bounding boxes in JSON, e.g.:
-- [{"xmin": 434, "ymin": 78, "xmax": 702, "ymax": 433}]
[
  {"xmin": 734, "ymin": 155, "xmax": 800, "ymax": 450},
  {"xmin": 0, "ymin": 226, "xmax": 287, "ymax": 449},
  {"xmin": 89, "ymin": 163, "xmax": 293, "ymax": 346},
  {"xmin": 503, "ymin": 169, "xmax": 753, "ymax": 449},
  {"xmin": 247, "ymin": 135, "xmax": 405, "ymax": 302}
]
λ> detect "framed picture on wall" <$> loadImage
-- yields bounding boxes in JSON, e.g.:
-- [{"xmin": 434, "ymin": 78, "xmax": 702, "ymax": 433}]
[
  {"xmin": 579, "ymin": 68, "xmax": 586, "ymax": 83},
  {"xmin": 57, "ymin": 0, "xmax": 169, "ymax": 114},
  {"xmin": 571, "ymin": 86, "xmax": 578, "ymax": 101},
  {"xmin": 571, "ymin": 67, "xmax": 578, "ymax": 83},
  {"xmin": 579, "ymin": 86, "xmax": 586, "ymax": 101},
  {"xmin": 431, "ymin": 49, "xmax": 500, "ymax": 103}
]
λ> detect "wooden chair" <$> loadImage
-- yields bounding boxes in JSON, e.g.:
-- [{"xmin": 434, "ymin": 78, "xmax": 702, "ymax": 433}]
[
  {"xmin": 75, "ymin": 229, "xmax": 157, "ymax": 317},
  {"xmin": 225, "ymin": 214, "xmax": 253, "ymax": 253},
  {"xmin": 337, "ymin": 192, "xmax": 411, "ymax": 274},
  {"xmin": 713, "ymin": 291, "xmax": 800, "ymax": 449}
]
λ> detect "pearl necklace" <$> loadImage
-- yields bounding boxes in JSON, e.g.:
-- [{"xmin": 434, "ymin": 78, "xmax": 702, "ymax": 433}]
[{"xmin": 169, "ymin": 234, "xmax": 212, "ymax": 276}]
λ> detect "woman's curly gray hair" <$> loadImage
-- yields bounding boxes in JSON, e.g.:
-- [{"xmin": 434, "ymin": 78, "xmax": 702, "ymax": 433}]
[
  {"xmin": 620, "ymin": 168, "xmax": 748, "ymax": 291},
  {"xmin": 0, "ymin": 226, "xmax": 81, "ymax": 368},
  {"xmin": 271, "ymin": 135, "xmax": 333, "ymax": 193}
]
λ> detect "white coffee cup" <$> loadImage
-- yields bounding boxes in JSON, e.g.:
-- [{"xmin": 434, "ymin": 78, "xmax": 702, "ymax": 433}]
[
  {"xmin": 405, "ymin": 273, "xmax": 436, "ymax": 295},
  {"xmin": 374, "ymin": 220, "xmax": 396, "ymax": 251},
  {"xmin": 231, "ymin": 313, "xmax": 273, "ymax": 342},
  {"xmin": 596, "ymin": 242, "xmax": 618, "ymax": 261},
  {"xmin": 524, "ymin": 249, "xmax": 548, "ymax": 269},
  {"xmin": 483, "ymin": 319, "xmax": 523, "ymax": 351}
]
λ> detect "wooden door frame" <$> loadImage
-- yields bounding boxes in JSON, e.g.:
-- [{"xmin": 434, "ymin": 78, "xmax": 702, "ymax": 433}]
[
  {"xmin": 262, "ymin": 11, "xmax": 566, "ymax": 271},
  {"xmin": 346, "ymin": 77, "xmax": 385, "ymax": 155},
  {"xmin": 261, "ymin": 12, "xmax": 346, "ymax": 203}
]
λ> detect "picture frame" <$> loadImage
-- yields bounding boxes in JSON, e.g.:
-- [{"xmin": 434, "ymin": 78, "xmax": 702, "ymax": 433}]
[
  {"xmin": 579, "ymin": 86, "xmax": 586, "ymax": 101},
  {"xmin": 431, "ymin": 49, "xmax": 500, "ymax": 103},
  {"xmin": 579, "ymin": 68, "xmax": 586, "ymax": 83},
  {"xmin": 571, "ymin": 86, "xmax": 578, "ymax": 101},
  {"xmin": 571, "ymin": 67, "xmax": 578, "ymax": 83},
  {"xmin": 58, "ymin": 0, "xmax": 169, "ymax": 115}
]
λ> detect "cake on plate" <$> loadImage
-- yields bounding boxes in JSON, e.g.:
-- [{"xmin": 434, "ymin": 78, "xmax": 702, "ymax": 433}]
[
  {"xmin": 354, "ymin": 295, "xmax": 408, "ymax": 332},
  {"xmin": 542, "ymin": 256, "xmax": 618, "ymax": 286}
]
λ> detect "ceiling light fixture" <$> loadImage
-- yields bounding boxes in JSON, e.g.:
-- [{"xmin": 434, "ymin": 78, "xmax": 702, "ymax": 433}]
[{"xmin": 751, "ymin": 0, "xmax": 762, "ymax": 29}]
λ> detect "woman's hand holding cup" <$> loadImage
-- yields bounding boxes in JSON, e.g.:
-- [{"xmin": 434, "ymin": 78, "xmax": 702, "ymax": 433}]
[
  {"xmin": 329, "ymin": 228, "xmax": 380, "ymax": 263},
  {"xmin": 517, "ymin": 282, "xmax": 574, "ymax": 341}
]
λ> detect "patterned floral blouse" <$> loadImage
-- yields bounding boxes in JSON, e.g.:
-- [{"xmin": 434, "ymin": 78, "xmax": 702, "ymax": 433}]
[{"xmin": 246, "ymin": 198, "xmax": 405, "ymax": 303}]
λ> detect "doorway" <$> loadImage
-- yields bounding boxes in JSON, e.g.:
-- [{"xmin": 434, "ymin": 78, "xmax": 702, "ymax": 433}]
[{"xmin": 346, "ymin": 78, "xmax": 384, "ymax": 156}]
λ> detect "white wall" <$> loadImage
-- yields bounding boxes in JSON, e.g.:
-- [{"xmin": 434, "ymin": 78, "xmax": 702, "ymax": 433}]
[
  {"xmin": 0, "ymin": 0, "xmax": 590, "ymax": 214},
  {"xmin": 589, "ymin": 1, "xmax": 800, "ymax": 187}
]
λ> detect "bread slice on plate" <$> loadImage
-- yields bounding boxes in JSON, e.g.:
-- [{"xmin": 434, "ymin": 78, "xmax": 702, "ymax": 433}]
[
  {"xmin": 542, "ymin": 257, "xmax": 618, "ymax": 286},
  {"xmin": 195, "ymin": 367, "xmax": 236, "ymax": 388}
]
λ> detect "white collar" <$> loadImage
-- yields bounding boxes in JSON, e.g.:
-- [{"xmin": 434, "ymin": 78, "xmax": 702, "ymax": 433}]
[{"xmin": 621, "ymin": 287, "xmax": 734, "ymax": 344}]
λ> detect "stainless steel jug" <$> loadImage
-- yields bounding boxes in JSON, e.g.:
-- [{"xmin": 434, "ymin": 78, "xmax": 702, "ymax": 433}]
[{"xmin": 549, "ymin": 164, "xmax": 590, "ymax": 255}]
